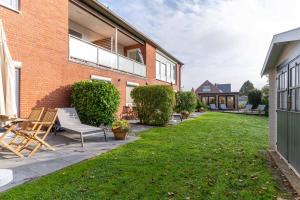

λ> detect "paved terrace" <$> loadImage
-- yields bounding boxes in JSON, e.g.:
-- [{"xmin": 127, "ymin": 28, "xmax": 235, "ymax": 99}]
[{"xmin": 0, "ymin": 112, "xmax": 204, "ymax": 192}]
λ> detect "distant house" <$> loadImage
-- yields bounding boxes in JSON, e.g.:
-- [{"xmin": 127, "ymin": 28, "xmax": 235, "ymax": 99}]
[{"xmin": 195, "ymin": 80, "xmax": 239, "ymax": 110}]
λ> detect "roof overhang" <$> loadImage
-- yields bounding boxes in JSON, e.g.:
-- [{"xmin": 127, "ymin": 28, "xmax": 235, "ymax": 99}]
[
  {"xmin": 75, "ymin": 0, "xmax": 184, "ymax": 65},
  {"xmin": 261, "ymin": 28, "xmax": 300, "ymax": 76}
]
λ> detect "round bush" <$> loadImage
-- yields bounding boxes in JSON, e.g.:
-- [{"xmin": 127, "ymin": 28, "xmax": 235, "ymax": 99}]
[
  {"xmin": 174, "ymin": 91, "xmax": 197, "ymax": 113},
  {"xmin": 71, "ymin": 80, "xmax": 120, "ymax": 126},
  {"xmin": 131, "ymin": 85, "xmax": 175, "ymax": 126},
  {"xmin": 248, "ymin": 89, "xmax": 262, "ymax": 109}
]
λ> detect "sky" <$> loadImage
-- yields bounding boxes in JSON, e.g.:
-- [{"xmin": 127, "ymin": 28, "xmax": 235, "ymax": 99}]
[{"xmin": 99, "ymin": 0, "xmax": 300, "ymax": 91}]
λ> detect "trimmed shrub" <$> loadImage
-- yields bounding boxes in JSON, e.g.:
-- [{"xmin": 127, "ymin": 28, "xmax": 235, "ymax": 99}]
[
  {"xmin": 174, "ymin": 91, "xmax": 197, "ymax": 113},
  {"xmin": 71, "ymin": 80, "xmax": 120, "ymax": 126},
  {"xmin": 131, "ymin": 85, "xmax": 175, "ymax": 126},
  {"xmin": 248, "ymin": 89, "xmax": 262, "ymax": 109}
]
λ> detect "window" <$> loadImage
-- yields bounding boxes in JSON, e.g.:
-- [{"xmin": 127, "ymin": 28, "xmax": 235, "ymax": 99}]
[
  {"xmin": 0, "ymin": 0, "xmax": 18, "ymax": 10},
  {"xmin": 156, "ymin": 52, "xmax": 177, "ymax": 83},
  {"xmin": 126, "ymin": 82, "xmax": 139, "ymax": 106},
  {"xmin": 126, "ymin": 86, "xmax": 135, "ymax": 106},
  {"xmin": 166, "ymin": 63, "xmax": 171, "ymax": 82},
  {"xmin": 127, "ymin": 48, "xmax": 144, "ymax": 64},
  {"xmin": 156, "ymin": 61, "xmax": 160, "ymax": 79},
  {"xmin": 277, "ymin": 70, "xmax": 288, "ymax": 110},
  {"xmin": 160, "ymin": 63, "xmax": 166, "ymax": 81},
  {"xmin": 90, "ymin": 75, "xmax": 112, "ymax": 82},
  {"xmin": 203, "ymin": 85, "xmax": 211, "ymax": 92},
  {"xmin": 172, "ymin": 64, "xmax": 177, "ymax": 84}
]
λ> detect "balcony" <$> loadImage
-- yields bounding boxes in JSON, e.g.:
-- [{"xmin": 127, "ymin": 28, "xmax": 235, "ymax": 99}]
[
  {"xmin": 69, "ymin": 35, "xmax": 146, "ymax": 77},
  {"xmin": 68, "ymin": 2, "xmax": 146, "ymax": 77}
]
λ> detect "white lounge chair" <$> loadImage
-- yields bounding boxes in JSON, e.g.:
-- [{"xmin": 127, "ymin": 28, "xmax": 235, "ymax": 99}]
[{"xmin": 57, "ymin": 108, "xmax": 107, "ymax": 147}]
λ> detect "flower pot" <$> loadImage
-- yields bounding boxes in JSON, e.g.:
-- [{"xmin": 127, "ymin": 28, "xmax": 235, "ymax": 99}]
[
  {"xmin": 112, "ymin": 127, "xmax": 128, "ymax": 140},
  {"xmin": 180, "ymin": 111, "xmax": 190, "ymax": 120}
]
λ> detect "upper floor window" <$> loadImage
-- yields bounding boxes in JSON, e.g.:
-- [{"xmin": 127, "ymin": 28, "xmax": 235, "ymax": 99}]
[
  {"xmin": 203, "ymin": 85, "xmax": 211, "ymax": 92},
  {"xmin": 0, "ymin": 0, "xmax": 19, "ymax": 10},
  {"xmin": 156, "ymin": 52, "xmax": 177, "ymax": 84}
]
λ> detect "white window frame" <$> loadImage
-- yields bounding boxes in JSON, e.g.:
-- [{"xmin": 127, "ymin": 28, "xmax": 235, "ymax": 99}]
[
  {"xmin": 156, "ymin": 51, "xmax": 177, "ymax": 84},
  {"xmin": 0, "ymin": 0, "xmax": 19, "ymax": 11},
  {"xmin": 90, "ymin": 75, "xmax": 112, "ymax": 82}
]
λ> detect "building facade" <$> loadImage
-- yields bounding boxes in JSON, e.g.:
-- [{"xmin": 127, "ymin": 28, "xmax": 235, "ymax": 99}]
[
  {"xmin": 195, "ymin": 80, "xmax": 239, "ymax": 110},
  {"xmin": 262, "ymin": 27, "xmax": 300, "ymax": 176},
  {"xmin": 0, "ymin": 0, "xmax": 183, "ymax": 117}
]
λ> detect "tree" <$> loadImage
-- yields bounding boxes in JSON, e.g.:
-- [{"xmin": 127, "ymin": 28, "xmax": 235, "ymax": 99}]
[
  {"xmin": 261, "ymin": 84, "xmax": 269, "ymax": 116},
  {"xmin": 239, "ymin": 80, "xmax": 255, "ymax": 96},
  {"xmin": 248, "ymin": 89, "xmax": 262, "ymax": 109}
]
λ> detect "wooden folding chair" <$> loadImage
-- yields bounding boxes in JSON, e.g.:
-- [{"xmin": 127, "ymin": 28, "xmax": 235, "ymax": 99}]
[
  {"xmin": 8, "ymin": 107, "xmax": 45, "ymax": 146},
  {"xmin": 0, "ymin": 124, "xmax": 24, "ymax": 158},
  {"xmin": 17, "ymin": 108, "xmax": 58, "ymax": 158}
]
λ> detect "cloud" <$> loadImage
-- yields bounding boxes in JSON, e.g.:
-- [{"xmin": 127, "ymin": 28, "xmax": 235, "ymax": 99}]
[{"xmin": 100, "ymin": 0, "xmax": 300, "ymax": 91}]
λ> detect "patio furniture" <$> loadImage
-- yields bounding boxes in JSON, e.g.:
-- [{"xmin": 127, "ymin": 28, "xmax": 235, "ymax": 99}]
[
  {"xmin": 17, "ymin": 108, "xmax": 58, "ymax": 158},
  {"xmin": 121, "ymin": 106, "xmax": 137, "ymax": 120},
  {"xmin": 210, "ymin": 104, "xmax": 217, "ymax": 110},
  {"xmin": 0, "ymin": 116, "xmax": 24, "ymax": 158},
  {"xmin": 8, "ymin": 107, "xmax": 45, "ymax": 147},
  {"xmin": 253, "ymin": 104, "xmax": 266, "ymax": 115},
  {"xmin": 241, "ymin": 104, "xmax": 253, "ymax": 112},
  {"xmin": 57, "ymin": 108, "xmax": 107, "ymax": 147},
  {"xmin": 220, "ymin": 104, "xmax": 227, "ymax": 110}
]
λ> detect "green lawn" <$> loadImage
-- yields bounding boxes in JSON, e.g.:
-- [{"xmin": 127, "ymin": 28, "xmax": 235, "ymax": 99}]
[{"xmin": 0, "ymin": 112, "xmax": 289, "ymax": 199}]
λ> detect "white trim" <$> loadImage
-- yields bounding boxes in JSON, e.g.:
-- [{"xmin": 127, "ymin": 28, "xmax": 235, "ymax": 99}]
[
  {"xmin": 126, "ymin": 81, "xmax": 139, "ymax": 87},
  {"xmin": 90, "ymin": 75, "xmax": 112, "ymax": 82},
  {"xmin": 13, "ymin": 61, "xmax": 22, "ymax": 69},
  {"xmin": 0, "ymin": 0, "xmax": 20, "ymax": 13}
]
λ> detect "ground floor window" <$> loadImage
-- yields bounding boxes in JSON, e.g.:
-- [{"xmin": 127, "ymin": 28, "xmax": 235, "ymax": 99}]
[{"xmin": 126, "ymin": 82, "xmax": 139, "ymax": 106}]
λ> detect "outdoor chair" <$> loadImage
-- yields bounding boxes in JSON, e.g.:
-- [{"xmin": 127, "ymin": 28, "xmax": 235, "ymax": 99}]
[
  {"xmin": 0, "ymin": 107, "xmax": 44, "ymax": 158},
  {"xmin": 17, "ymin": 108, "xmax": 58, "ymax": 158},
  {"xmin": 253, "ymin": 104, "xmax": 266, "ymax": 115},
  {"xmin": 210, "ymin": 104, "xmax": 217, "ymax": 110},
  {"xmin": 240, "ymin": 104, "xmax": 253, "ymax": 113},
  {"xmin": 57, "ymin": 108, "xmax": 107, "ymax": 147},
  {"xmin": 220, "ymin": 104, "xmax": 227, "ymax": 110},
  {"xmin": 8, "ymin": 107, "xmax": 45, "ymax": 147}
]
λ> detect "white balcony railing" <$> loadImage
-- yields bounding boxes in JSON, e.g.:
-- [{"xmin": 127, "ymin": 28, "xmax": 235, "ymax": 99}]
[{"xmin": 69, "ymin": 35, "xmax": 146, "ymax": 77}]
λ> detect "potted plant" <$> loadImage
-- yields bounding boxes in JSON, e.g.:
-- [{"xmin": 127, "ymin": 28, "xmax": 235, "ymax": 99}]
[
  {"xmin": 111, "ymin": 119, "xmax": 130, "ymax": 140},
  {"xmin": 180, "ymin": 110, "xmax": 190, "ymax": 120}
]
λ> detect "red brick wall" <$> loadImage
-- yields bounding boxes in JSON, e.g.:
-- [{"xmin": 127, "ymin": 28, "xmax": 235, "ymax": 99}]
[{"xmin": 0, "ymin": 0, "xmax": 181, "ymax": 117}]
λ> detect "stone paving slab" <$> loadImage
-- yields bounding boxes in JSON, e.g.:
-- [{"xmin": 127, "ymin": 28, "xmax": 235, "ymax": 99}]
[{"xmin": 0, "ymin": 132, "xmax": 138, "ymax": 192}]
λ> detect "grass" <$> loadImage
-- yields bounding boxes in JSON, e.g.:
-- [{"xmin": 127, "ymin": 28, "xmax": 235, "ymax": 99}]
[{"xmin": 0, "ymin": 112, "xmax": 289, "ymax": 199}]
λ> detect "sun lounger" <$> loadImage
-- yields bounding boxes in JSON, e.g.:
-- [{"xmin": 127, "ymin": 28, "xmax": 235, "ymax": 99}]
[{"xmin": 57, "ymin": 108, "xmax": 107, "ymax": 147}]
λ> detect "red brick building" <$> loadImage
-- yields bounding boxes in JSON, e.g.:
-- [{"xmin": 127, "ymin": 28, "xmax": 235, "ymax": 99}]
[{"xmin": 0, "ymin": 0, "xmax": 183, "ymax": 117}]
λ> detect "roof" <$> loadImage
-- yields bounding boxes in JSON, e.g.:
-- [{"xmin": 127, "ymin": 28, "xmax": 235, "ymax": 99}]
[
  {"xmin": 80, "ymin": 0, "xmax": 184, "ymax": 65},
  {"xmin": 195, "ymin": 80, "xmax": 222, "ymax": 94},
  {"xmin": 215, "ymin": 84, "xmax": 231, "ymax": 93},
  {"xmin": 261, "ymin": 27, "xmax": 300, "ymax": 76}
]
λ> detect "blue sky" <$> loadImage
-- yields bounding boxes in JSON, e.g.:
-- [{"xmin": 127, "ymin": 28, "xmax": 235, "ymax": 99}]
[{"xmin": 99, "ymin": 0, "xmax": 300, "ymax": 91}]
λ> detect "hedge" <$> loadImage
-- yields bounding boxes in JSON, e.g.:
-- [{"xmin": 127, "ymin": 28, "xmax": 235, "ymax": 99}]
[
  {"xmin": 174, "ymin": 91, "xmax": 197, "ymax": 113},
  {"xmin": 71, "ymin": 80, "xmax": 120, "ymax": 126},
  {"xmin": 131, "ymin": 85, "xmax": 175, "ymax": 126}
]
